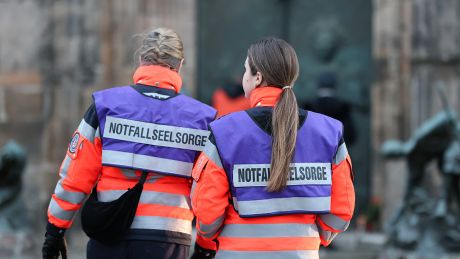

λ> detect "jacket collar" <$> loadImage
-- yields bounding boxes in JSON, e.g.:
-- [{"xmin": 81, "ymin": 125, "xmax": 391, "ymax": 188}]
[
  {"xmin": 133, "ymin": 65, "xmax": 182, "ymax": 93},
  {"xmin": 249, "ymin": 86, "xmax": 283, "ymax": 108}
]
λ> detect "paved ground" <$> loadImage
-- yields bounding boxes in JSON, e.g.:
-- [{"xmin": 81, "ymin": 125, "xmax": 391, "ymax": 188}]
[
  {"xmin": 3, "ymin": 230, "xmax": 460, "ymax": 258},
  {"xmin": 0, "ymin": 230, "xmax": 383, "ymax": 258}
]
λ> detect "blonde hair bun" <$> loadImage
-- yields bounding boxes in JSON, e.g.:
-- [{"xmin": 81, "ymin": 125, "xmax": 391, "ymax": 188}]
[{"xmin": 137, "ymin": 28, "xmax": 184, "ymax": 71}]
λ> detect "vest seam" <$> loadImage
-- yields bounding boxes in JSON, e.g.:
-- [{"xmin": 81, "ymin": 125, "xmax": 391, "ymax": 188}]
[{"xmin": 208, "ymin": 128, "xmax": 236, "ymax": 207}]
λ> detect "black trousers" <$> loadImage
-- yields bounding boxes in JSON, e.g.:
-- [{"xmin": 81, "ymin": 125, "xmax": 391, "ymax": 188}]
[{"xmin": 87, "ymin": 239, "xmax": 190, "ymax": 259}]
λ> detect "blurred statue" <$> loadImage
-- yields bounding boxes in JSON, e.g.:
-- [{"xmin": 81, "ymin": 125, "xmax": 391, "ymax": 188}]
[
  {"xmin": 381, "ymin": 86, "xmax": 460, "ymax": 253},
  {"xmin": 0, "ymin": 140, "xmax": 27, "ymax": 232}
]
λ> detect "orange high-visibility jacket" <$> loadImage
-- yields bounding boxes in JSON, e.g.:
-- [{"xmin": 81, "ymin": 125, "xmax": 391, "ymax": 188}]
[
  {"xmin": 191, "ymin": 87, "xmax": 355, "ymax": 258},
  {"xmin": 212, "ymin": 88, "xmax": 250, "ymax": 118},
  {"xmin": 47, "ymin": 66, "xmax": 216, "ymax": 245}
]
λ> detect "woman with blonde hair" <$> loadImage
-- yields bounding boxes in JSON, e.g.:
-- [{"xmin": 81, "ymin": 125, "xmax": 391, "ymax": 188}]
[
  {"xmin": 42, "ymin": 28, "xmax": 216, "ymax": 259},
  {"xmin": 191, "ymin": 37, "xmax": 355, "ymax": 259}
]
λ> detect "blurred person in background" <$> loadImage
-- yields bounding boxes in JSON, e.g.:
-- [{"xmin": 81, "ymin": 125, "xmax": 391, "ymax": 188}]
[
  {"xmin": 305, "ymin": 72, "xmax": 356, "ymax": 145},
  {"xmin": 191, "ymin": 38, "xmax": 355, "ymax": 259},
  {"xmin": 212, "ymin": 77, "xmax": 250, "ymax": 118},
  {"xmin": 42, "ymin": 27, "xmax": 216, "ymax": 259}
]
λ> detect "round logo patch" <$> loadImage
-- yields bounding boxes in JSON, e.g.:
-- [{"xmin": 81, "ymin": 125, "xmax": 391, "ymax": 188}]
[{"xmin": 69, "ymin": 133, "xmax": 80, "ymax": 153}]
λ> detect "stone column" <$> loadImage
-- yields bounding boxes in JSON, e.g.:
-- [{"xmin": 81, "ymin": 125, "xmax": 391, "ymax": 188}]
[{"xmin": 372, "ymin": 0, "xmax": 413, "ymax": 224}]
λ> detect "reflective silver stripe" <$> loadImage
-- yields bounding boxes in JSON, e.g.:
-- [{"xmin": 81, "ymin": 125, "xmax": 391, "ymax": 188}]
[
  {"xmin": 97, "ymin": 190, "xmax": 190, "ymax": 209},
  {"xmin": 130, "ymin": 215, "xmax": 192, "ymax": 234},
  {"xmin": 216, "ymin": 250, "xmax": 319, "ymax": 259},
  {"xmin": 120, "ymin": 168, "xmax": 138, "ymax": 179},
  {"xmin": 102, "ymin": 150, "xmax": 193, "ymax": 177},
  {"xmin": 48, "ymin": 198, "xmax": 75, "ymax": 221},
  {"xmin": 143, "ymin": 92, "xmax": 170, "ymax": 99},
  {"xmin": 203, "ymin": 141, "xmax": 222, "ymax": 168},
  {"xmin": 191, "ymin": 181, "xmax": 198, "ymax": 204},
  {"xmin": 318, "ymin": 226, "xmax": 338, "ymax": 242},
  {"xmin": 120, "ymin": 168, "xmax": 163, "ymax": 183},
  {"xmin": 59, "ymin": 156, "xmax": 72, "ymax": 179},
  {"xmin": 220, "ymin": 223, "xmax": 319, "ymax": 238},
  {"xmin": 333, "ymin": 143, "xmax": 348, "ymax": 164},
  {"xmin": 319, "ymin": 214, "xmax": 350, "ymax": 231},
  {"xmin": 237, "ymin": 197, "xmax": 330, "ymax": 216},
  {"xmin": 103, "ymin": 116, "xmax": 209, "ymax": 151},
  {"xmin": 145, "ymin": 174, "xmax": 164, "ymax": 183},
  {"xmin": 95, "ymin": 127, "xmax": 101, "ymax": 138},
  {"xmin": 232, "ymin": 197, "xmax": 239, "ymax": 211},
  {"xmin": 77, "ymin": 119, "xmax": 96, "ymax": 142},
  {"xmin": 233, "ymin": 163, "xmax": 331, "ymax": 187},
  {"xmin": 198, "ymin": 215, "xmax": 225, "ymax": 238},
  {"xmin": 54, "ymin": 180, "xmax": 86, "ymax": 205}
]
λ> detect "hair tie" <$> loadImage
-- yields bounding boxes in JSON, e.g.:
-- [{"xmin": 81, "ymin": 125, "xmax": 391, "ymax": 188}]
[{"xmin": 282, "ymin": 85, "xmax": 292, "ymax": 90}]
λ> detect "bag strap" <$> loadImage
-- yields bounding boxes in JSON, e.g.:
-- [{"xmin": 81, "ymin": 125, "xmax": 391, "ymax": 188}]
[
  {"xmin": 138, "ymin": 171, "xmax": 149, "ymax": 185},
  {"xmin": 91, "ymin": 171, "xmax": 149, "ymax": 194}
]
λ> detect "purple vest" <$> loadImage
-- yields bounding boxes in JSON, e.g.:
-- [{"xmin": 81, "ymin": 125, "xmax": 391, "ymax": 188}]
[
  {"xmin": 210, "ymin": 110, "xmax": 342, "ymax": 217},
  {"xmin": 93, "ymin": 86, "xmax": 216, "ymax": 178}
]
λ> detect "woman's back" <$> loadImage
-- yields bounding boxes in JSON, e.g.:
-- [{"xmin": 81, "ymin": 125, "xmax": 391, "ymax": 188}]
[{"xmin": 191, "ymin": 38, "xmax": 354, "ymax": 259}]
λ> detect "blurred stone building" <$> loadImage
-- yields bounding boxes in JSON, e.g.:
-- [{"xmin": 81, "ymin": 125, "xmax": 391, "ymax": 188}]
[
  {"xmin": 0, "ymin": 0, "xmax": 198, "ymax": 257},
  {"xmin": 0, "ymin": 0, "xmax": 197, "ymax": 207},
  {"xmin": 373, "ymin": 0, "xmax": 460, "ymax": 223},
  {"xmin": 0, "ymin": 0, "xmax": 459, "ymax": 257}
]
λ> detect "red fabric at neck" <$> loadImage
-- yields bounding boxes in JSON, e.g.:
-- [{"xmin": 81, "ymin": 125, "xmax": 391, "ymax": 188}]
[
  {"xmin": 249, "ymin": 86, "xmax": 283, "ymax": 107},
  {"xmin": 132, "ymin": 65, "xmax": 182, "ymax": 93}
]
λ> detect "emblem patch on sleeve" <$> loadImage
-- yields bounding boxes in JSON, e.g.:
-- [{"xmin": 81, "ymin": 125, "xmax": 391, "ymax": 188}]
[{"xmin": 69, "ymin": 132, "xmax": 80, "ymax": 154}]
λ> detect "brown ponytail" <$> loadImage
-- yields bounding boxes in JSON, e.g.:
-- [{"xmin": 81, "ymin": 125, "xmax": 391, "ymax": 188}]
[
  {"xmin": 247, "ymin": 38, "xmax": 299, "ymax": 192},
  {"xmin": 268, "ymin": 88, "xmax": 299, "ymax": 191}
]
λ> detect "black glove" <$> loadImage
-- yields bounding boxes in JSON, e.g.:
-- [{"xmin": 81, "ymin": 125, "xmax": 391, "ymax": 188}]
[
  {"xmin": 190, "ymin": 243, "xmax": 216, "ymax": 259},
  {"xmin": 42, "ymin": 223, "xmax": 67, "ymax": 259}
]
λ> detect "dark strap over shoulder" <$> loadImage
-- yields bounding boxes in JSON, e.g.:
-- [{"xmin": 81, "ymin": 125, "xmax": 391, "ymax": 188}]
[{"xmin": 138, "ymin": 171, "xmax": 149, "ymax": 185}]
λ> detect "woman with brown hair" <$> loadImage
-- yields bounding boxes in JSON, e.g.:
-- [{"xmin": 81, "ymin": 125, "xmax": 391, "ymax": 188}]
[
  {"xmin": 42, "ymin": 28, "xmax": 216, "ymax": 259},
  {"xmin": 191, "ymin": 38, "xmax": 355, "ymax": 258}
]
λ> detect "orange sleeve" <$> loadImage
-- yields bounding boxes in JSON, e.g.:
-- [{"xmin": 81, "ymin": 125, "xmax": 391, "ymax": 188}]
[
  {"xmin": 191, "ymin": 149, "xmax": 229, "ymax": 250},
  {"xmin": 48, "ymin": 106, "xmax": 103, "ymax": 229},
  {"xmin": 316, "ymin": 142, "xmax": 355, "ymax": 246}
]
